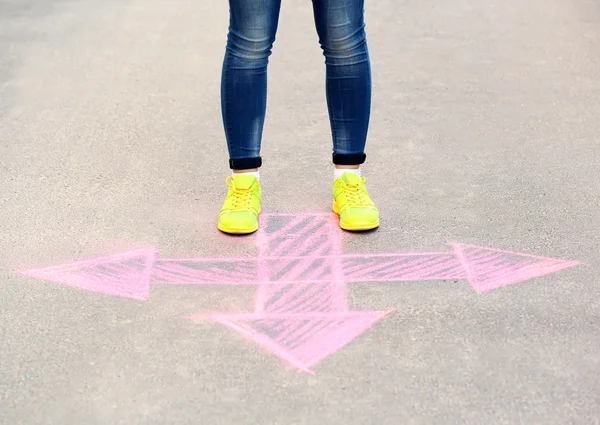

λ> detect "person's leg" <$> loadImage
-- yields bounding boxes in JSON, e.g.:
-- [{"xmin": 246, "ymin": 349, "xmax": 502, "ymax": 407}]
[
  {"xmin": 218, "ymin": 0, "xmax": 282, "ymax": 234},
  {"xmin": 221, "ymin": 0, "xmax": 282, "ymax": 173},
  {"xmin": 312, "ymin": 0, "xmax": 379, "ymax": 231},
  {"xmin": 311, "ymin": 0, "xmax": 371, "ymax": 172}
]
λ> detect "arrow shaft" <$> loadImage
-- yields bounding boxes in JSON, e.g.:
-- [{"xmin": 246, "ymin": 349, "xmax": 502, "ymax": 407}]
[
  {"xmin": 254, "ymin": 214, "xmax": 347, "ymax": 314},
  {"xmin": 150, "ymin": 259, "xmax": 258, "ymax": 285},
  {"xmin": 149, "ymin": 252, "xmax": 467, "ymax": 285},
  {"xmin": 342, "ymin": 253, "xmax": 466, "ymax": 282},
  {"xmin": 254, "ymin": 282, "xmax": 348, "ymax": 313}
]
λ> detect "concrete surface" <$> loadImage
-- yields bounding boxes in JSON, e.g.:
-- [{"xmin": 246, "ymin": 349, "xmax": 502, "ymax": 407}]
[{"xmin": 1, "ymin": 0, "xmax": 599, "ymax": 424}]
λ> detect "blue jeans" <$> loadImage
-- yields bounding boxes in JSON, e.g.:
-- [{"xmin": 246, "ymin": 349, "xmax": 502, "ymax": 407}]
[{"xmin": 222, "ymin": 0, "xmax": 371, "ymax": 169}]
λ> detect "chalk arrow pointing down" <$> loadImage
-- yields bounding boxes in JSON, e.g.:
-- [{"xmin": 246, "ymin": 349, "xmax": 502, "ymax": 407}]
[
  {"xmin": 195, "ymin": 214, "xmax": 391, "ymax": 374},
  {"xmin": 207, "ymin": 311, "xmax": 392, "ymax": 374}
]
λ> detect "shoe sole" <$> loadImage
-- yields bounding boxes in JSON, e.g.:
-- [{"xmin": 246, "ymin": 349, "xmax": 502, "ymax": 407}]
[
  {"xmin": 339, "ymin": 220, "xmax": 380, "ymax": 231},
  {"xmin": 217, "ymin": 222, "xmax": 259, "ymax": 234},
  {"xmin": 333, "ymin": 202, "xmax": 380, "ymax": 231}
]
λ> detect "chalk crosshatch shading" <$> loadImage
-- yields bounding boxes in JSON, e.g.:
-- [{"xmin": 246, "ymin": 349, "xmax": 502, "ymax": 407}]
[{"xmin": 20, "ymin": 213, "xmax": 580, "ymax": 373}]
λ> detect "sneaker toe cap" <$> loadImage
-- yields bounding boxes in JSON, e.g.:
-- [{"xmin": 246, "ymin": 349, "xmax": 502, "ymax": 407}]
[
  {"xmin": 341, "ymin": 206, "xmax": 379, "ymax": 224},
  {"xmin": 219, "ymin": 211, "xmax": 257, "ymax": 229}
]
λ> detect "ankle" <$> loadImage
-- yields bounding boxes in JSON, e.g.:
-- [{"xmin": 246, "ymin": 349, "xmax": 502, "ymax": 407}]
[
  {"xmin": 334, "ymin": 166, "xmax": 361, "ymax": 180},
  {"xmin": 232, "ymin": 169, "xmax": 260, "ymax": 180}
]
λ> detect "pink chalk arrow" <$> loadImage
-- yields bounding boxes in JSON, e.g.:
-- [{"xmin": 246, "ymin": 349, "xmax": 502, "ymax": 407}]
[
  {"xmin": 341, "ymin": 244, "xmax": 581, "ymax": 293},
  {"xmin": 197, "ymin": 214, "xmax": 390, "ymax": 374},
  {"xmin": 452, "ymin": 243, "xmax": 581, "ymax": 292},
  {"xmin": 210, "ymin": 311, "xmax": 391, "ymax": 374},
  {"xmin": 19, "ymin": 213, "xmax": 580, "ymax": 373},
  {"xmin": 20, "ymin": 248, "xmax": 156, "ymax": 300},
  {"xmin": 150, "ymin": 246, "xmax": 579, "ymax": 293}
]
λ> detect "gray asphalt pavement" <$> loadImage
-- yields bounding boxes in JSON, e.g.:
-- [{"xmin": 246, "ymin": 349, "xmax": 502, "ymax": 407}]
[{"xmin": 1, "ymin": 0, "xmax": 599, "ymax": 424}]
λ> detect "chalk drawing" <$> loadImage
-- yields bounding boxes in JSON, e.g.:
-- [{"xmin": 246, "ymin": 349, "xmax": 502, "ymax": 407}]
[{"xmin": 19, "ymin": 213, "xmax": 580, "ymax": 373}]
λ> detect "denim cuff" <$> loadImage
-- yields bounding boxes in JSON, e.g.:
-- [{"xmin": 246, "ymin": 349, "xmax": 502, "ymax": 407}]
[
  {"xmin": 229, "ymin": 156, "xmax": 262, "ymax": 170},
  {"xmin": 332, "ymin": 152, "xmax": 366, "ymax": 165}
]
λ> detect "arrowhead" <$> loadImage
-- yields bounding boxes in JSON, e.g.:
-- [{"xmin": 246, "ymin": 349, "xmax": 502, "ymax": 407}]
[
  {"xmin": 206, "ymin": 311, "xmax": 391, "ymax": 373},
  {"xmin": 20, "ymin": 248, "xmax": 157, "ymax": 300},
  {"xmin": 452, "ymin": 243, "xmax": 580, "ymax": 293}
]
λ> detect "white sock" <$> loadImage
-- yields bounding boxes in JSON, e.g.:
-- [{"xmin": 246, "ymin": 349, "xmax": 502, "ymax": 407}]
[
  {"xmin": 334, "ymin": 167, "xmax": 361, "ymax": 180},
  {"xmin": 232, "ymin": 170, "xmax": 260, "ymax": 180}
]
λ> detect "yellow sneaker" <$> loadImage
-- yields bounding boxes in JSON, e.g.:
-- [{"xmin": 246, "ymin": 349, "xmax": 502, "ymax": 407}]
[
  {"xmin": 217, "ymin": 174, "xmax": 261, "ymax": 234},
  {"xmin": 333, "ymin": 172, "xmax": 379, "ymax": 231}
]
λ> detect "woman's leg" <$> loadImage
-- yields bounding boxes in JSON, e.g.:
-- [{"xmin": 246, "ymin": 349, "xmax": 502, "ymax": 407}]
[
  {"xmin": 312, "ymin": 0, "xmax": 379, "ymax": 231},
  {"xmin": 218, "ymin": 0, "xmax": 281, "ymax": 235},
  {"xmin": 311, "ymin": 0, "xmax": 371, "ymax": 169},
  {"xmin": 221, "ymin": 0, "xmax": 282, "ymax": 171}
]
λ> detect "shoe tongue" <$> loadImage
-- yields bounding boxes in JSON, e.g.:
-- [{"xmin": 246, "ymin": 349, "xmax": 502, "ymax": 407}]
[
  {"xmin": 342, "ymin": 172, "xmax": 361, "ymax": 185},
  {"xmin": 232, "ymin": 174, "xmax": 257, "ymax": 190}
]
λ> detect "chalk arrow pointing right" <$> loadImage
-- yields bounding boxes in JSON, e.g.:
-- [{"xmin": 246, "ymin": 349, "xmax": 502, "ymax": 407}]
[
  {"xmin": 452, "ymin": 243, "xmax": 581, "ymax": 292},
  {"xmin": 341, "ymin": 243, "xmax": 581, "ymax": 293}
]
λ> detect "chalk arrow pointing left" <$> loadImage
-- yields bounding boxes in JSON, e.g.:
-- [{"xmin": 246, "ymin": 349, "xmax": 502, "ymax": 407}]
[{"xmin": 20, "ymin": 248, "xmax": 157, "ymax": 300}]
